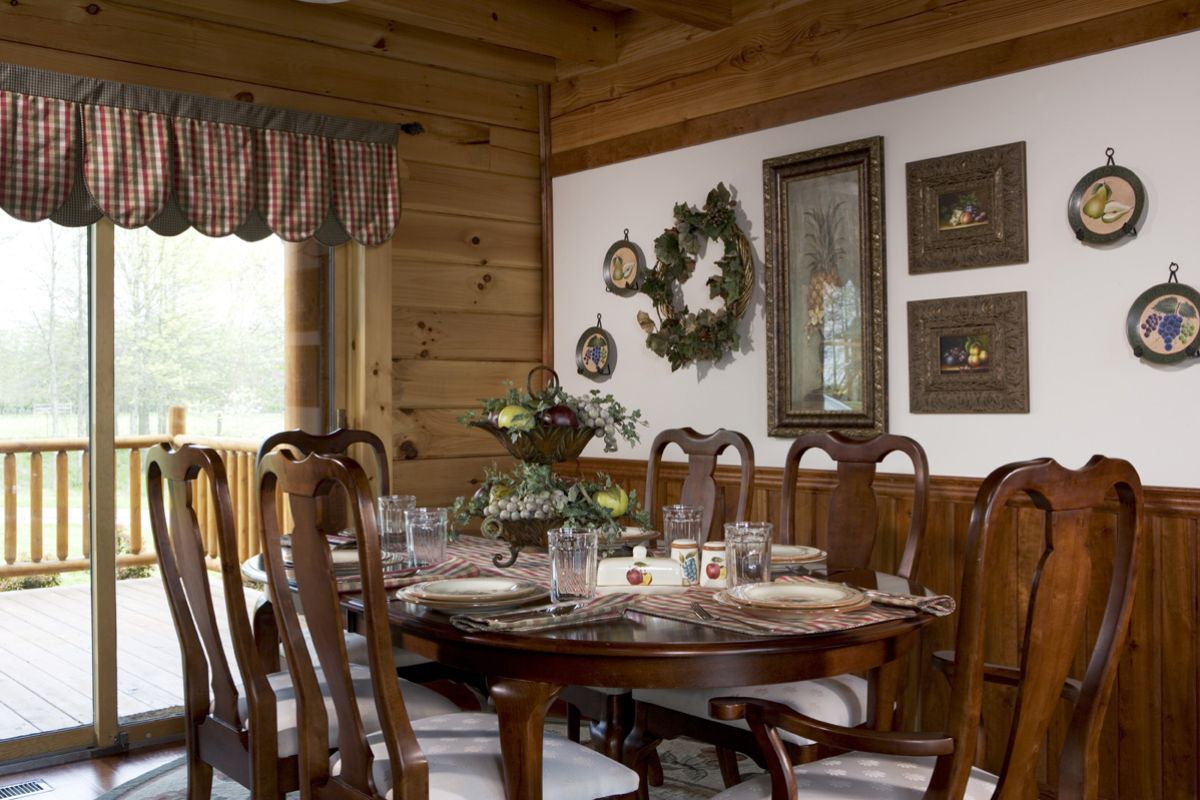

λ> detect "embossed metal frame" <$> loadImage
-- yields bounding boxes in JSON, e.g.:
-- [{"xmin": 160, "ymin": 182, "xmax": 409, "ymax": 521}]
[
  {"xmin": 764, "ymin": 136, "xmax": 887, "ymax": 438},
  {"xmin": 906, "ymin": 141, "xmax": 1028, "ymax": 274},
  {"xmin": 908, "ymin": 291, "xmax": 1029, "ymax": 413}
]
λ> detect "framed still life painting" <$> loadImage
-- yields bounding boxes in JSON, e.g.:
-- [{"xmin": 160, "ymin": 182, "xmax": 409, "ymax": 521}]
[{"xmin": 764, "ymin": 136, "xmax": 887, "ymax": 437}]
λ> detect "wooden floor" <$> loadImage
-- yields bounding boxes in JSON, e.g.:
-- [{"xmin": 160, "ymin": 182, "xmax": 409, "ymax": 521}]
[{"xmin": 0, "ymin": 576, "xmax": 259, "ymax": 739}]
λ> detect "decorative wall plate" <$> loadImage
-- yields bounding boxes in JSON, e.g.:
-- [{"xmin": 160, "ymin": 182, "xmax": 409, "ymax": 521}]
[
  {"xmin": 1126, "ymin": 263, "xmax": 1200, "ymax": 364},
  {"xmin": 576, "ymin": 314, "xmax": 617, "ymax": 379},
  {"xmin": 603, "ymin": 230, "xmax": 644, "ymax": 296},
  {"xmin": 1068, "ymin": 148, "xmax": 1145, "ymax": 244}
]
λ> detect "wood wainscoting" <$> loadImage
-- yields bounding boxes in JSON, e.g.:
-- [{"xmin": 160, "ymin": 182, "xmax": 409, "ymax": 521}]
[{"xmin": 575, "ymin": 456, "xmax": 1200, "ymax": 799}]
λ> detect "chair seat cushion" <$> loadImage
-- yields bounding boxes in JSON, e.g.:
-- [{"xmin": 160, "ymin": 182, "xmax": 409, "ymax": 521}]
[
  {"xmin": 713, "ymin": 752, "xmax": 999, "ymax": 799},
  {"xmin": 633, "ymin": 675, "xmax": 866, "ymax": 747},
  {"xmin": 240, "ymin": 663, "xmax": 459, "ymax": 758},
  {"xmin": 341, "ymin": 711, "xmax": 640, "ymax": 800},
  {"xmin": 341, "ymin": 630, "xmax": 431, "ymax": 669}
]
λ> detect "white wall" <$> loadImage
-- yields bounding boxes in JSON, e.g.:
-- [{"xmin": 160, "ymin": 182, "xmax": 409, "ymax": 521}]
[{"xmin": 553, "ymin": 32, "xmax": 1200, "ymax": 487}]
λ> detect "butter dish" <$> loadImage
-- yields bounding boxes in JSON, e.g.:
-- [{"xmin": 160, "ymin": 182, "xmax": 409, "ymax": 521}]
[{"xmin": 596, "ymin": 545, "xmax": 688, "ymax": 595}]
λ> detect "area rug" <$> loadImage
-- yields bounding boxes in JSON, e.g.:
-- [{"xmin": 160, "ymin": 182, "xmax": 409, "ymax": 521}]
[{"xmin": 97, "ymin": 731, "xmax": 761, "ymax": 799}]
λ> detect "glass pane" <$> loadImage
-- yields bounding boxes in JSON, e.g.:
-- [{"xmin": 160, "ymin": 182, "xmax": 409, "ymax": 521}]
[
  {"xmin": 113, "ymin": 227, "xmax": 285, "ymax": 722},
  {"xmin": 0, "ymin": 215, "xmax": 93, "ymax": 742}
]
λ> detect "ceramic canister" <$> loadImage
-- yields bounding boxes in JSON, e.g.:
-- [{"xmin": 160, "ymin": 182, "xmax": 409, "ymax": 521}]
[
  {"xmin": 670, "ymin": 539, "xmax": 700, "ymax": 585},
  {"xmin": 701, "ymin": 540, "xmax": 727, "ymax": 588}
]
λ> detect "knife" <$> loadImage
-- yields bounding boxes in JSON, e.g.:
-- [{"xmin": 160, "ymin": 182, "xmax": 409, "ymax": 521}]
[{"xmin": 483, "ymin": 602, "xmax": 588, "ymax": 623}]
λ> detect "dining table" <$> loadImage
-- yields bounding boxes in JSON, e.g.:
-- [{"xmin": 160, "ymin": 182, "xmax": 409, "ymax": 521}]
[{"xmin": 249, "ymin": 535, "xmax": 942, "ymax": 800}]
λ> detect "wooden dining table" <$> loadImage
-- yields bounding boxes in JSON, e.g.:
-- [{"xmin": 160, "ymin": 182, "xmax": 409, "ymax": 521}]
[{"xmin": 324, "ymin": 537, "xmax": 939, "ymax": 800}]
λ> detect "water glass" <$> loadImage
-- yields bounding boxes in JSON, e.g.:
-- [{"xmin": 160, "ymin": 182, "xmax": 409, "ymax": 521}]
[
  {"xmin": 377, "ymin": 494, "xmax": 416, "ymax": 560},
  {"xmin": 548, "ymin": 528, "xmax": 599, "ymax": 603},
  {"xmin": 403, "ymin": 507, "xmax": 449, "ymax": 567},
  {"xmin": 661, "ymin": 504, "xmax": 704, "ymax": 551},
  {"xmin": 724, "ymin": 522, "xmax": 773, "ymax": 586}
]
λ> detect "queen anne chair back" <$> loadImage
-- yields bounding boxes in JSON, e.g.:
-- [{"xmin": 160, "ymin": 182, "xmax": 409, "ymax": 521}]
[
  {"xmin": 644, "ymin": 427, "xmax": 755, "ymax": 542},
  {"xmin": 258, "ymin": 449, "xmax": 427, "ymax": 799},
  {"xmin": 147, "ymin": 443, "xmax": 289, "ymax": 797},
  {"xmin": 780, "ymin": 432, "xmax": 929, "ymax": 578},
  {"xmin": 940, "ymin": 455, "xmax": 1142, "ymax": 798}
]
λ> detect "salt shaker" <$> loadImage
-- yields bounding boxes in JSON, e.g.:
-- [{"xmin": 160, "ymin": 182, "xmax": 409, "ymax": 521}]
[
  {"xmin": 701, "ymin": 540, "xmax": 726, "ymax": 588},
  {"xmin": 670, "ymin": 539, "xmax": 700, "ymax": 586}
]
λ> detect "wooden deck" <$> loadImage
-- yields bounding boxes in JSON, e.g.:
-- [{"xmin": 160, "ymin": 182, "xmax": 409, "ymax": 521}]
[{"xmin": 0, "ymin": 576, "xmax": 258, "ymax": 739}]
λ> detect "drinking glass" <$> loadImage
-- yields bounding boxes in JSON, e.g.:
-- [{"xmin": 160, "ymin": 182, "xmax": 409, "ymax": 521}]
[
  {"xmin": 661, "ymin": 504, "xmax": 704, "ymax": 552},
  {"xmin": 403, "ymin": 507, "xmax": 449, "ymax": 567},
  {"xmin": 724, "ymin": 522, "xmax": 773, "ymax": 586},
  {"xmin": 377, "ymin": 494, "xmax": 416, "ymax": 561},
  {"xmin": 548, "ymin": 528, "xmax": 599, "ymax": 603}
]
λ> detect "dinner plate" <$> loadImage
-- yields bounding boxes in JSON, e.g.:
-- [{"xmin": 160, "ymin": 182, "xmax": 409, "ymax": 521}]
[
  {"xmin": 726, "ymin": 580, "xmax": 865, "ymax": 611},
  {"xmin": 406, "ymin": 577, "xmax": 543, "ymax": 603},
  {"xmin": 714, "ymin": 589, "xmax": 871, "ymax": 619},
  {"xmin": 770, "ymin": 545, "xmax": 826, "ymax": 564},
  {"xmin": 395, "ymin": 583, "xmax": 549, "ymax": 611}
]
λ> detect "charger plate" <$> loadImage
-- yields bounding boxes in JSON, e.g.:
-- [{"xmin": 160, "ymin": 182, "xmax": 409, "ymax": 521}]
[
  {"xmin": 397, "ymin": 577, "xmax": 548, "ymax": 610},
  {"xmin": 725, "ymin": 580, "xmax": 865, "ymax": 611},
  {"xmin": 770, "ymin": 545, "xmax": 826, "ymax": 565},
  {"xmin": 714, "ymin": 589, "xmax": 871, "ymax": 620}
]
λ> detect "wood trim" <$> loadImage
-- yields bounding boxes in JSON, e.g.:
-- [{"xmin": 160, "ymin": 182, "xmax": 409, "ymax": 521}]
[
  {"xmin": 539, "ymin": 84, "xmax": 554, "ymax": 370},
  {"xmin": 578, "ymin": 457, "xmax": 1200, "ymax": 519},
  {"xmin": 90, "ymin": 219, "xmax": 118, "ymax": 750},
  {"xmin": 346, "ymin": 242, "xmax": 394, "ymax": 495},
  {"xmin": 550, "ymin": 0, "xmax": 1200, "ymax": 175},
  {"xmin": 616, "ymin": 0, "xmax": 734, "ymax": 31}
]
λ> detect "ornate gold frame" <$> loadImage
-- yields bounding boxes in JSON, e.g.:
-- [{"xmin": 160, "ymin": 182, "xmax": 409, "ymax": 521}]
[{"xmin": 764, "ymin": 136, "xmax": 887, "ymax": 438}]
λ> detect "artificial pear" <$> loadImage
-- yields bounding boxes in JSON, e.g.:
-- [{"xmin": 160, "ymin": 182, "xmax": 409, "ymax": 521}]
[{"xmin": 1081, "ymin": 181, "xmax": 1111, "ymax": 219}]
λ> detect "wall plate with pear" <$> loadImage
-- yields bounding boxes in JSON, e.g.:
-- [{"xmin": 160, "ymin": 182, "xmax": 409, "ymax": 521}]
[
  {"xmin": 603, "ymin": 230, "xmax": 645, "ymax": 296},
  {"xmin": 1068, "ymin": 148, "xmax": 1145, "ymax": 245}
]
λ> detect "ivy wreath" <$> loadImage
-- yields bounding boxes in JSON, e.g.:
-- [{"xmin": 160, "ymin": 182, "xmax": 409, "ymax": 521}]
[{"xmin": 636, "ymin": 183, "xmax": 753, "ymax": 371}]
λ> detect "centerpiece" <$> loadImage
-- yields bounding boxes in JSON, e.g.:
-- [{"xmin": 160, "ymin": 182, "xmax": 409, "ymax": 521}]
[{"xmin": 452, "ymin": 366, "xmax": 649, "ymax": 566}]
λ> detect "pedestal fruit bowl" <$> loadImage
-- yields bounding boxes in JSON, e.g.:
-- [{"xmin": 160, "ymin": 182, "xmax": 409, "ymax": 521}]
[{"xmin": 452, "ymin": 366, "xmax": 647, "ymax": 565}]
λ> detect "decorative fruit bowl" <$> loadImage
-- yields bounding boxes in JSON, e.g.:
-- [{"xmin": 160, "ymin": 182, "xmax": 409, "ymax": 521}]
[{"xmin": 469, "ymin": 420, "xmax": 595, "ymax": 465}]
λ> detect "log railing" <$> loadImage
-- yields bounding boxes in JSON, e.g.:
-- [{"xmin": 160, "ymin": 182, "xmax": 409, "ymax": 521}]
[{"xmin": 0, "ymin": 407, "xmax": 264, "ymax": 578}]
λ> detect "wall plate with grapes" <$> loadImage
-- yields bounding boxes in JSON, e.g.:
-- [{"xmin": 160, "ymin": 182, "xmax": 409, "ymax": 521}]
[
  {"xmin": 576, "ymin": 314, "xmax": 617, "ymax": 379},
  {"xmin": 1126, "ymin": 263, "xmax": 1200, "ymax": 364}
]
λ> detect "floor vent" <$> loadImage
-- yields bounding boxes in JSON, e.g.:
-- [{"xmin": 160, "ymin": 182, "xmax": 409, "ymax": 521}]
[{"xmin": 0, "ymin": 780, "xmax": 52, "ymax": 799}]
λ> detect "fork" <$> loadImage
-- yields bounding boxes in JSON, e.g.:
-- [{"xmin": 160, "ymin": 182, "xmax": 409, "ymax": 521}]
[{"xmin": 690, "ymin": 601, "xmax": 779, "ymax": 633}]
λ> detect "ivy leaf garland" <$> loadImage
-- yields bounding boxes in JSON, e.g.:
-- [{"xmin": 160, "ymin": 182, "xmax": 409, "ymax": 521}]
[{"xmin": 638, "ymin": 183, "xmax": 753, "ymax": 371}]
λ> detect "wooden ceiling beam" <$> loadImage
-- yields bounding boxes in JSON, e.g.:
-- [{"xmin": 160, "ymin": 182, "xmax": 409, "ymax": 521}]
[
  {"xmin": 550, "ymin": 0, "xmax": 1200, "ymax": 174},
  {"xmin": 616, "ymin": 0, "xmax": 734, "ymax": 31},
  {"xmin": 349, "ymin": 0, "xmax": 618, "ymax": 66},
  {"xmin": 110, "ymin": 0, "xmax": 557, "ymax": 85},
  {"xmin": 551, "ymin": 0, "xmax": 1175, "ymax": 152}
]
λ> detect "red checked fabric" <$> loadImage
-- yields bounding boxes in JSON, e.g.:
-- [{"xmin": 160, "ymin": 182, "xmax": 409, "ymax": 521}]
[
  {"xmin": 173, "ymin": 117, "xmax": 254, "ymax": 237},
  {"xmin": 82, "ymin": 103, "xmax": 171, "ymax": 228},
  {"xmin": 0, "ymin": 90, "xmax": 76, "ymax": 222},
  {"xmin": 0, "ymin": 87, "xmax": 399, "ymax": 246}
]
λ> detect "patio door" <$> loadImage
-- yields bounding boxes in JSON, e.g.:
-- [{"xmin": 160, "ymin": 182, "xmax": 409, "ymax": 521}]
[{"xmin": 0, "ymin": 217, "xmax": 288, "ymax": 764}]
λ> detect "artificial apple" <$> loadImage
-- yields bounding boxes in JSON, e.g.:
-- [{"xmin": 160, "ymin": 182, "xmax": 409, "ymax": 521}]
[
  {"xmin": 539, "ymin": 404, "xmax": 578, "ymax": 428},
  {"xmin": 595, "ymin": 485, "xmax": 629, "ymax": 518},
  {"xmin": 496, "ymin": 404, "xmax": 534, "ymax": 431}
]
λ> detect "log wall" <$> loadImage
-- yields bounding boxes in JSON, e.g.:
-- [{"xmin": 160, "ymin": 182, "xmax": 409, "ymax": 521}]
[
  {"xmin": 579, "ymin": 455, "xmax": 1200, "ymax": 799},
  {"xmin": 0, "ymin": 0, "xmax": 543, "ymax": 507}
]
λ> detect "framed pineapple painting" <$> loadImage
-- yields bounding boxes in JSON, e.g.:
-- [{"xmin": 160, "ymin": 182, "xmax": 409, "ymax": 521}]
[{"xmin": 763, "ymin": 136, "xmax": 887, "ymax": 437}]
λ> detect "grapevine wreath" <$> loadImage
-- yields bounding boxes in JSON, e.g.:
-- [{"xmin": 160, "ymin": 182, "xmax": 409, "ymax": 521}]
[{"xmin": 637, "ymin": 183, "xmax": 754, "ymax": 371}]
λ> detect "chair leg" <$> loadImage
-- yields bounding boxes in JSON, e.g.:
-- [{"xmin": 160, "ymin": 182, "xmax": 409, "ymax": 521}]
[
  {"xmin": 187, "ymin": 758, "xmax": 213, "ymax": 800},
  {"xmin": 716, "ymin": 746, "xmax": 742, "ymax": 787},
  {"xmin": 622, "ymin": 704, "xmax": 661, "ymax": 800},
  {"xmin": 567, "ymin": 703, "xmax": 583, "ymax": 743},
  {"xmin": 646, "ymin": 748, "xmax": 664, "ymax": 786}
]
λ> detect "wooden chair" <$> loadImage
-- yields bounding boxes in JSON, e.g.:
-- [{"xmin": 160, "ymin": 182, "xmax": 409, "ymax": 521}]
[
  {"xmin": 148, "ymin": 443, "xmax": 457, "ymax": 800},
  {"xmin": 256, "ymin": 427, "xmax": 434, "ymax": 673},
  {"xmin": 627, "ymin": 431, "xmax": 928, "ymax": 790},
  {"xmin": 707, "ymin": 454, "xmax": 1143, "ymax": 800},
  {"xmin": 257, "ymin": 448, "xmax": 640, "ymax": 800},
  {"xmin": 563, "ymin": 427, "xmax": 755, "ymax": 762},
  {"xmin": 645, "ymin": 427, "xmax": 756, "ymax": 542}
]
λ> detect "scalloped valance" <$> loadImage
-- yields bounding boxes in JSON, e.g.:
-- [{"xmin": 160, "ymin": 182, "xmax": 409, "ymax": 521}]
[{"xmin": 0, "ymin": 64, "xmax": 400, "ymax": 246}]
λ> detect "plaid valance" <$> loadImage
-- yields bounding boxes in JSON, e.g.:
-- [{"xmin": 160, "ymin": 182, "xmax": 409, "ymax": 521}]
[{"xmin": 0, "ymin": 65, "xmax": 400, "ymax": 246}]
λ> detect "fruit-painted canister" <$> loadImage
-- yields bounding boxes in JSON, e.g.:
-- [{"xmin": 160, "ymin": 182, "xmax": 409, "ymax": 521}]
[
  {"xmin": 701, "ymin": 540, "xmax": 726, "ymax": 588},
  {"xmin": 671, "ymin": 539, "xmax": 700, "ymax": 586}
]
